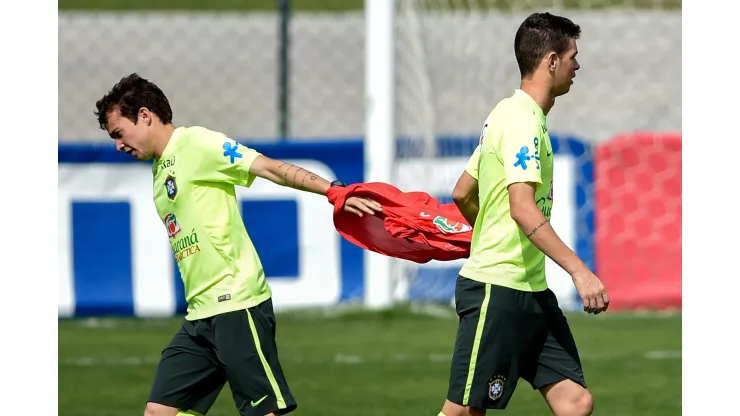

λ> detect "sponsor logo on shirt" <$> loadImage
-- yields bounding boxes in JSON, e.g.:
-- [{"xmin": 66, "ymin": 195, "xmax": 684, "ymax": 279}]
[
  {"xmin": 170, "ymin": 228, "xmax": 201, "ymax": 262},
  {"xmin": 158, "ymin": 157, "xmax": 175, "ymax": 171},
  {"xmin": 514, "ymin": 146, "xmax": 532, "ymax": 170},
  {"xmin": 433, "ymin": 216, "xmax": 472, "ymax": 234},
  {"xmin": 513, "ymin": 137, "xmax": 541, "ymax": 171},
  {"xmin": 164, "ymin": 213, "xmax": 181, "ymax": 239},
  {"xmin": 536, "ymin": 197, "xmax": 552, "ymax": 219},
  {"xmin": 162, "ymin": 214, "xmax": 201, "ymax": 262},
  {"xmin": 222, "ymin": 141, "xmax": 243, "ymax": 164}
]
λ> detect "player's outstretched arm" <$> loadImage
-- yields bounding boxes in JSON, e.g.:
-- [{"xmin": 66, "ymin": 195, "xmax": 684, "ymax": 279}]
[
  {"xmin": 508, "ymin": 182, "xmax": 610, "ymax": 314},
  {"xmin": 249, "ymin": 155, "xmax": 382, "ymax": 216},
  {"xmin": 452, "ymin": 171, "xmax": 479, "ymax": 227},
  {"xmin": 249, "ymin": 154, "xmax": 332, "ymax": 195}
]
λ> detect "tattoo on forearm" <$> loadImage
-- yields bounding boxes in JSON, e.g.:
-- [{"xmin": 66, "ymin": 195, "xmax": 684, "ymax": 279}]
[
  {"xmin": 283, "ymin": 165, "xmax": 299, "ymax": 188},
  {"xmin": 527, "ymin": 219, "xmax": 549, "ymax": 237},
  {"xmin": 299, "ymin": 170, "xmax": 310, "ymax": 190},
  {"xmin": 292, "ymin": 167, "xmax": 300, "ymax": 189},
  {"xmin": 279, "ymin": 163, "xmax": 290, "ymax": 184},
  {"xmin": 278, "ymin": 162, "xmax": 321, "ymax": 191}
]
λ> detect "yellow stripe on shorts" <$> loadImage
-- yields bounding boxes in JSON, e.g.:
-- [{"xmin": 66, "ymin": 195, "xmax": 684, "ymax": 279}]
[
  {"xmin": 462, "ymin": 283, "xmax": 491, "ymax": 405},
  {"xmin": 245, "ymin": 309, "xmax": 287, "ymax": 409}
]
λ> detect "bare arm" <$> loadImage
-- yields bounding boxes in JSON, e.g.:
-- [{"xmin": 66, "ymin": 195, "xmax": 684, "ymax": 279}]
[
  {"xmin": 248, "ymin": 155, "xmax": 383, "ymax": 216},
  {"xmin": 452, "ymin": 171, "xmax": 479, "ymax": 227},
  {"xmin": 509, "ymin": 182, "xmax": 609, "ymax": 313},
  {"xmin": 508, "ymin": 182, "xmax": 586, "ymax": 274},
  {"xmin": 509, "ymin": 183, "xmax": 588, "ymax": 275},
  {"xmin": 249, "ymin": 155, "xmax": 331, "ymax": 195}
]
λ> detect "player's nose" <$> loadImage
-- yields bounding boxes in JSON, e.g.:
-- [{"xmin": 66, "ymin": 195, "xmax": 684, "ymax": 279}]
[{"xmin": 115, "ymin": 139, "xmax": 125, "ymax": 152}]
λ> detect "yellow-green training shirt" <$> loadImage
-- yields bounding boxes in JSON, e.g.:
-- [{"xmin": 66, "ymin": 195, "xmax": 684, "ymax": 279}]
[
  {"xmin": 459, "ymin": 89, "xmax": 555, "ymax": 292},
  {"xmin": 152, "ymin": 126, "xmax": 272, "ymax": 320}
]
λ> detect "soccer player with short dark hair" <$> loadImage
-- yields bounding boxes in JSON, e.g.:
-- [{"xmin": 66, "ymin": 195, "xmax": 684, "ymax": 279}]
[
  {"xmin": 441, "ymin": 13, "xmax": 610, "ymax": 416},
  {"xmin": 94, "ymin": 73, "xmax": 382, "ymax": 416}
]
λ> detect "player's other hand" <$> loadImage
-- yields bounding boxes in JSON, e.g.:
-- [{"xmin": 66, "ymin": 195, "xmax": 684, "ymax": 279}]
[
  {"xmin": 571, "ymin": 269, "xmax": 610, "ymax": 315},
  {"xmin": 344, "ymin": 197, "xmax": 382, "ymax": 217}
]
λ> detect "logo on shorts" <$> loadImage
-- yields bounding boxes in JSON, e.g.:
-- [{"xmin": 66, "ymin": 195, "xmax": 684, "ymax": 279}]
[
  {"xmin": 433, "ymin": 216, "xmax": 472, "ymax": 234},
  {"xmin": 488, "ymin": 375, "xmax": 507, "ymax": 401},
  {"xmin": 165, "ymin": 175, "xmax": 177, "ymax": 200},
  {"xmin": 250, "ymin": 394, "xmax": 268, "ymax": 408},
  {"xmin": 164, "ymin": 213, "xmax": 181, "ymax": 239}
]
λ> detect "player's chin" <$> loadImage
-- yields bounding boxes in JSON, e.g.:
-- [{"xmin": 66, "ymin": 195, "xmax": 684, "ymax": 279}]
[
  {"xmin": 135, "ymin": 152, "xmax": 152, "ymax": 162},
  {"xmin": 554, "ymin": 85, "xmax": 571, "ymax": 97}
]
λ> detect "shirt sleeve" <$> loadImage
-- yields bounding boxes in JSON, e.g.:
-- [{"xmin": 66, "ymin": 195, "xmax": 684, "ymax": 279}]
[
  {"xmin": 189, "ymin": 128, "xmax": 262, "ymax": 187},
  {"xmin": 495, "ymin": 113, "xmax": 544, "ymax": 188},
  {"xmin": 464, "ymin": 145, "xmax": 481, "ymax": 181}
]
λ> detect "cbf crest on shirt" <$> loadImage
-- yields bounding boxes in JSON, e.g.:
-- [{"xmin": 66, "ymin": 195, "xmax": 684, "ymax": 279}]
[{"xmin": 165, "ymin": 174, "xmax": 177, "ymax": 200}]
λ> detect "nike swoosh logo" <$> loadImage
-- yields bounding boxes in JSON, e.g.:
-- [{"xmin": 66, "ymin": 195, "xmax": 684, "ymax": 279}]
[
  {"xmin": 251, "ymin": 395, "xmax": 268, "ymax": 407},
  {"xmin": 420, "ymin": 212, "xmax": 431, "ymax": 217},
  {"xmin": 547, "ymin": 151, "xmax": 552, "ymax": 156}
]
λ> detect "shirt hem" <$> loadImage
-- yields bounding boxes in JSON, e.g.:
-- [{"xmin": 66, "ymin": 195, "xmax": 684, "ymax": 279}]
[
  {"xmin": 458, "ymin": 272, "xmax": 548, "ymax": 292},
  {"xmin": 184, "ymin": 292, "xmax": 273, "ymax": 321}
]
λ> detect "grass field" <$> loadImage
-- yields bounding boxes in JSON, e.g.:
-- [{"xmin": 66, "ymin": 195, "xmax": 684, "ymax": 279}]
[
  {"xmin": 59, "ymin": 305, "xmax": 681, "ymax": 416},
  {"xmin": 58, "ymin": 0, "xmax": 682, "ymax": 11}
]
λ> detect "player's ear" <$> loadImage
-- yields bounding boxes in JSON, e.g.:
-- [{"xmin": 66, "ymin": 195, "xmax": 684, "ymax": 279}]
[
  {"xmin": 139, "ymin": 107, "xmax": 152, "ymax": 126},
  {"xmin": 547, "ymin": 51, "xmax": 559, "ymax": 72}
]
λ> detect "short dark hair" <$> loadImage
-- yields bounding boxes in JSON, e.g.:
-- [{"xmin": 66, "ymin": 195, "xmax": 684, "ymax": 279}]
[
  {"xmin": 514, "ymin": 12, "xmax": 581, "ymax": 78},
  {"xmin": 94, "ymin": 73, "xmax": 173, "ymax": 130}
]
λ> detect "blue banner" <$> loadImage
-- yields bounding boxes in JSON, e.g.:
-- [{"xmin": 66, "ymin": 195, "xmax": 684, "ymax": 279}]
[{"xmin": 58, "ymin": 136, "xmax": 592, "ymax": 316}]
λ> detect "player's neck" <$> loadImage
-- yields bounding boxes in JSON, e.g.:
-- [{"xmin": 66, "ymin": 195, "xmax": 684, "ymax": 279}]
[
  {"xmin": 519, "ymin": 79, "xmax": 555, "ymax": 116},
  {"xmin": 152, "ymin": 124, "xmax": 177, "ymax": 160}
]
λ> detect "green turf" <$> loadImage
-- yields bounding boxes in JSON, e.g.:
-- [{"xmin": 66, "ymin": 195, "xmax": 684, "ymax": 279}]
[
  {"xmin": 58, "ymin": 0, "xmax": 681, "ymax": 11},
  {"xmin": 58, "ymin": 305, "xmax": 681, "ymax": 416}
]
